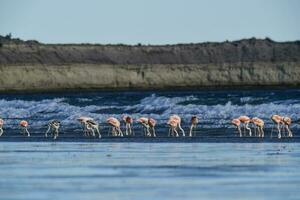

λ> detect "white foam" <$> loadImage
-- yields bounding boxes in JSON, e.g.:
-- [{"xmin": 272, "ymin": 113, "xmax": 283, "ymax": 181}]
[{"xmin": 0, "ymin": 94, "xmax": 299, "ymax": 129}]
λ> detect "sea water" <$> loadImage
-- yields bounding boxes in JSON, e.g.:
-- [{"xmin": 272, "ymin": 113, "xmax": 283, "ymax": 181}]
[
  {"xmin": 0, "ymin": 142, "xmax": 300, "ymax": 200},
  {"xmin": 0, "ymin": 89, "xmax": 300, "ymax": 199},
  {"xmin": 0, "ymin": 89, "xmax": 299, "ymax": 136}
]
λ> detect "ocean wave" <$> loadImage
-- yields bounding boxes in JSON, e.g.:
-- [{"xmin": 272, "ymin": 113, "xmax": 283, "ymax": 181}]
[{"xmin": 0, "ymin": 93, "xmax": 299, "ymax": 129}]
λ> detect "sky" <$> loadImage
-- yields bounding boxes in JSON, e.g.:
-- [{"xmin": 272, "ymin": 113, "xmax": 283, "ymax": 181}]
[{"xmin": 0, "ymin": 0, "xmax": 299, "ymax": 44}]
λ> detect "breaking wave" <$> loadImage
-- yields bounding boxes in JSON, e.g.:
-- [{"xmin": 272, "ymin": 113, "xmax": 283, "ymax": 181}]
[{"xmin": 0, "ymin": 90, "xmax": 300, "ymax": 131}]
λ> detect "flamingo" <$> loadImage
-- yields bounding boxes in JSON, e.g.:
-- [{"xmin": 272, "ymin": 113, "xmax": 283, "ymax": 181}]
[
  {"xmin": 107, "ymin": 117, "xmax": 123, "ymax": 137},
  {"xmin": 231, "ymin": 118, "xmax": 242, "ymax": 137},
  {"xmin": 0, "ymin": 118, "xmax": 4, "ymax": 136},
  {"xmin": 170, "ymin": 115, "xmax": 185, "ymax": 137},
  {"xmin": 271, "ymin": 114, "xmax": 284, "ymax": 138},
  {"xmin": 189, "ymin": 116, "xmax": 199, "ymax": 137},
  {"xmin": 137, "ymin": 117, "xmax": 151, "ymax": 137},
  {"xmin": 282, "ymin": 117, "xmax": 293, "ymax": 138},
  {"xmin": 86, "ymin": 119, "xmax": 101, "ymax": 138},
  {"xmin": 77, "ymin": 116, "xmax": 94, "ymax": 136},
  {"xmin": 167, "ymin": 118, "xmax": 179, "ymax": 137},
  {"xmin": 45, "ymin": 120, "xmax": 61, "ymax": 139},
  {"xmin": 122, "ymin": 115, "xmax": 134, "ymax": 136},
  {"xmin": 148, "ymin": 118, "xmax": 157, "ymax": 137},
  {"xmin": 252, "ymin": 117, "xmax": 264, "ymax": 138},
  {"xmin": 238, "ymin": 116, "xmax": 252, "ymax": 136},
  {"xmin": 20, "ymin": 120, "xmax": 30, "ymax": 137}
]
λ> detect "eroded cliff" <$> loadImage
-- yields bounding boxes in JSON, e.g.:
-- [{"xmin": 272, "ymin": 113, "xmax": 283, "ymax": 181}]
[{"xmin": 0, "ymin": 36, "xmax": 299, "ymax": 91}]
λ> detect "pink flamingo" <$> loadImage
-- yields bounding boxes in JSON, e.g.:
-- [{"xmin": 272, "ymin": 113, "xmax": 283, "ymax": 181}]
[
  {"xmin": 0, "ymin": 118, "xmax": 4, "ymax": 136},
  {"xmin": 148, "ymin": 118, "xmax": 157, "ymax": 137},
  {"xmin": 122, "ymin": 115, "xmax": 134, "ymax": 136},
  {"xmin": 238, "ymin": 116, "xmax": 252, "ymax": 136},
  {"xmin": 77, "ymin": 116, "xmax": 94, "ymax": 136},
  {"xmin": 231, "ymin": 118, "xmax": 242, "ymax": 137},
  {"xmin": 20, "ymin": 120, "xmax": 30, "ymax": 137},
  {"xmin": 252, "ymin": 117, "xmax": 264, "ymax": 138},
  {"xmin": 86, "ymin": 120, "xmax": 101, "ymax": 138},
  {"xmin": 167, "ymin": 118, "xmax": 179, "ymax": 137},
  {"xmin": 189, "ymin": 116, "xmax": 199, "ymax": 137},
  {"xmin": 107, "ymin": 117, "xmax": 123, "ymax": 137},
  {"xmin": 137, "ymin": 117, "xmax": 151, "ymax": 137},
  {"xmin": 282, "ymin": 117, "xmax": 293, "ymax": 137},
  {"xmin": 45, "ymin": 120, "xmax": 61, "ymax": 140},
  {"xmin": 271, "ymin": 114, "xmax": 284, "ymax": 138},
  {"xmin": 170, "ymin": 115, "xmax": 185, "ymax": 137}
]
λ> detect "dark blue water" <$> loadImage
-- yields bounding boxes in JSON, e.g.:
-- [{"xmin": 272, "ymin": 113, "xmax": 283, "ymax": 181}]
[{"xmin": 0, "ymin": 89, "xmax": 300, "ymax": 138}]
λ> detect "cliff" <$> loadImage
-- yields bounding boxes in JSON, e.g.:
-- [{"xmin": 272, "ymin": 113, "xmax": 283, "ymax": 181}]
[{"xmin": 0, "ymin": 35, "xmax": 300, "ymax": 92}]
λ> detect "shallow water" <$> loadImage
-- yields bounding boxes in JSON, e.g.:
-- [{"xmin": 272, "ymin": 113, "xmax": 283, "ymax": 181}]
[
  {"xmin": 0, "ymin": 142, "xmax": 300, "ymax": 200},
  {"xmin": 1, "ymin": 89, "xmax": 300, "ymax": 199}
]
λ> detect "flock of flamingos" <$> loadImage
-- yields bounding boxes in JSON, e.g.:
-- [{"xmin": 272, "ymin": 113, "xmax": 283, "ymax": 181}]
[{"xmin": 0, "ymin": 114, "xmax": 298, "ymax": 140}]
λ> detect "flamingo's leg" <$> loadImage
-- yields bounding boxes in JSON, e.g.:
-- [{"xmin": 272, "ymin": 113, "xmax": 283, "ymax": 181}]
[
  {"xmin": 53, "ymin": 129, "xmax": 59, "ymax": 140},
  {"xmin": 118, "ymin": 127, "xmax": 123, "ymax": 137},
  {"xmin": 174, "ymin": 128, "xmax": 179, "ymax": 137},
  {"xmin": 245, "ymin": 123, "xmax": 252, "ymax": 136},
  {"xmin": 146, "ymin": 126, "xmax": 151, "ymax": 137},
  {"xmin": 95, "ymin": 126, "xmax": 101, "ymax": 138},
  {"xmin": 178, "ymin": 124, "xmax": 185, "ymax": 137},
  {"xmin": 189, "ymin": 125, "xmax": 193, "ymax": 137},
  {"xmin": 286, "ymin": 125, "xmax": 293, "ymax": 137},
  {"xmin": 125, "ymin": 123, "xmax": 129, "ymax": 136},
  {"xmin": 0, "ymin": 128, "xmax": 3, "ymax": 136},
  {"xmin": 238, "ymin": 126, "xmax": 242, "ymax": 137},
  {"xmin": 152, "ymin": 127, "xmax": 156, "ymax": 137},
  {"xmin": 25, "ymin": 128, "xmax": 30, "ymax": 137},
  {"xmin": 257, "ymin": 127, "xmax": 261, "ymax": 137},
  {"xmin": 128, "ymin": 124, "xmax": 132, "ymax": 136},
  {"xmin": 261, "ymin": 127, "xmax": 264, "ymax": 138},
  {"xmin": 45, "ymin": 125, "xmax": 51, "ymax": 137},
  {"xmin": 90, "ymin": 126, "xmax": 95, "ymax": 136},
  {"xmin": 277, "ymin": 123, "xmax": 281, "ymax": 139},
  {"xmin": 171, "ymin": 127, "xmax": 177, "ymax": 137},
  {"xmin": 90, "ymin": 128, "xmax": 95, "ymax": 137}
]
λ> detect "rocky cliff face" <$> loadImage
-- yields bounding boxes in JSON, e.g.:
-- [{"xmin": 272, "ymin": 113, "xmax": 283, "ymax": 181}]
[{"xmin": 0, "ymin": 36, "xmax": 300, "ymax": 92}]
